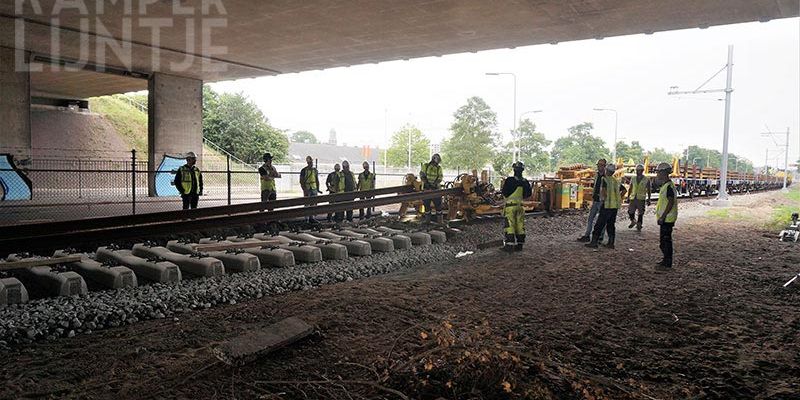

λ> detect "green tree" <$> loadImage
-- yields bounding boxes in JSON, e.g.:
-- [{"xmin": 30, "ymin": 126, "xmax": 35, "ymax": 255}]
[
  {"xmin": 386, "ymin": 124, "xmax": 431, "ymax": 168},
  {"xmin": 615, "ymin": 140, "xmax": 645, "ymax": 164},
  {"xmin": 647, "ymin": 148, "xmax": 677, "ymax": 164},
  {"xmin": 441, "ymin": 96, "xmax": 499, "ymax": 169},
  {"xmin": 290, "ymin": 130, "xmax": 319, "ymax": 144},
  {"xmin": 202, "ymin": 86, "xmax": 289, "ymax": 163},
  {"xmin": 685, "ymin": 145, "xmax": 720, "ymax": 168},
  {"xmin": 727, "ymin": 154, "xmax": 754, "ymax": 173},
  {"xmin": 491, "ymin": 143, "xmax": 514, "ymax": 178},
  {"xmin": 550, "ymin": 122, "xmax": 609, "ymax": 167},
  {"xmin": 493, "ymin": 118, "xmax": 551, "ymax": 176}
]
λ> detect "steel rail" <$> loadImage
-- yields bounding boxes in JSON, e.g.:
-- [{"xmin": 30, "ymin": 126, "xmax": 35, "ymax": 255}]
[
  {"xmin": 0, "ymin": 185, "xmax": 414, "ymax": 240},
  {"xmin": 0, "ymin": 188, "xmax": 462, "ymax": 256}
]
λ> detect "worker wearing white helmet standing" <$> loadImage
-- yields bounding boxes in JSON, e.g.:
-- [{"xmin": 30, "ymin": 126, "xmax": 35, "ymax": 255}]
[
  {"xmin": 627, "ymin": 164, "xmax": 652, "ymax": 232},
  {"xmin": 586, "ymin": 163, "xmax": 626, "ymax": 249},
  {"xmin": 654, "ymin": 162, "xmax": 678, "ymax": 270},
  {"xmin": 174, "ymin": 151, "xmax": 203, "ymax": 210}
]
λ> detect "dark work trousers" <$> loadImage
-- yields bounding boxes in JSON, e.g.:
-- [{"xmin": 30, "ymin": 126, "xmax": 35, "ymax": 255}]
[
  {"xmin": 334, "ymin": 197, "xmax": 353, "ymax": 222},
  {"xmin": 359, "ymin": 196, "xmax": 374, "ymax": 219},
  {"xmin": 303, "ymin": 189, "xmax": 317, "ymax": 222},
  {"xmin": 591, "ymin": 208, "xmax": 618, "ymax": 242},
  {"xmin": 423, "ymin": 196, "xmax": 442, "ymax": 215},
  {"xmin": 181, "ymin": 194, "xmax": 199, "ymax": 210},
  {"xmin": 628, "ymin": 198, "xmax": 645, "ymax": 228},
  {"xmin": 659, "ymin": 222, "xmax": 674, "ymax": 266}
]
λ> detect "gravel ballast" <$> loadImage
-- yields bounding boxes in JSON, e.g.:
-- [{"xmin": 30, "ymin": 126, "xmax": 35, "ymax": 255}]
[{"xmin": 0, "ymin": 214, "xmax": 584, "ymax": 349}]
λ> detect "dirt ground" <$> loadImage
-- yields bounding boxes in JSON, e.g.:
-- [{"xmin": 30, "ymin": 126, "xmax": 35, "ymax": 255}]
[{"xmin": 1, "ymin": 190, "xmax": 799, "ymax": 400}]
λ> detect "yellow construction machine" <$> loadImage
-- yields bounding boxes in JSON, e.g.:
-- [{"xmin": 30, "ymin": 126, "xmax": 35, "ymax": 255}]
[{"xmin": 444, "ymin": 170, "xmax": 538, "ymax": 221}]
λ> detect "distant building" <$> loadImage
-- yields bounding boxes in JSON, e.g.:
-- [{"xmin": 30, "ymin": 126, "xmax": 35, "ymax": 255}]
[
  {"xmin": 328, "ymin": 129, "xmax": 337, "ymax": 145},
  {"xmin": 288, "ymin": 142, "xmax": 382, "ymax": 166},
  {"xmin": 429, "ymin": 142, "xmax": 441, "ymax": 158}
]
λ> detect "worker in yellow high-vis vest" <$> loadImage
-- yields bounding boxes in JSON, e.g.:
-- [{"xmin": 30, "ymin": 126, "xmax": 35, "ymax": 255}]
[
  {"xmin": 259, "ymin": 152, "xmax": 281, "ymax": 207},
  {"xmin": 173, "ymin": 151, "xmax": 203, "ymax": 209},
  {"xmin": 420, "ymin": 153, "xmax": 443, "ymax": 223},
  {"xmin": 654, "ymin": 162, "xmax": 678, "ymax": 270},
  {"xmin": 325, "ymin": 163, "xmax": 341, "ymax": 222},
  {"xmin": 586, "ymin": 163, "xmax": 626, "ymax": 249},
  {"xmin": 357, "ymin": 161, "xmax": 376, "ymax": 219},
  {"xmin": 626, "ymin": 164, "xmax": 652, "ymax": 232},
  {"xmin": 338, "ymin": 160, "xmax": 357, "ymax": 222},
  {"xmin": 501, "ymin": 161, "xmax": 532, "ymax": 252},
  {"xmin": 299, "ymin": 155, "xmax": 320, "ymax": 223}
]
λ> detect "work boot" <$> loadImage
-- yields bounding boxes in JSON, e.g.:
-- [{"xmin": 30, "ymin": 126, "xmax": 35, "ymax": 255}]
[
  {"xmin": 628, "ymin": 221, "xmax": 636, "ymax": 229},
  {"xmin": 514, "ymin": 243, "xmax": 523, "ymax": 251},
  {"xmin": 584, "ymin": 237, "xmax": 599, "ymax": 248},
  {"xmin": 502, "ymin": 234, "xmax": 516, "ymax": 252},
  {"xmin": 603, "ymin": 236, "xmax": 615, "ymax": 249},
  {"xmin": 636, "ymin": 224, "xmax": 642, "ymax": 232},
  {"xmin": 655, "ymin": 262, "xmax": 672, "ymax": 271},
  {"xmin": 576, "ymin": 235, "xmax": 590, "ymax": 242}
]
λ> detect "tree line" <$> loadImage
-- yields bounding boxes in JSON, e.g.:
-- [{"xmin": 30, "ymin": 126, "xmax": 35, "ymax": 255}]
[
  {"xmin": 200, "ymin": 87, "xmax": 757, "ymax": 174},
  {"xmin": 386, "ymin": 96, "xmax": 756, "ymax": 176}
]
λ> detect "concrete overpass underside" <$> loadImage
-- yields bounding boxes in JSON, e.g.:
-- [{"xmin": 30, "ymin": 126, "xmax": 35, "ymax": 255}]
[
  {"xmin": 1, "ymin": 0, "xmax": 797, "ymax": 98},
  {"xmin": 0, "ymin": 0, "xmax": 797, "ymax": 194}
]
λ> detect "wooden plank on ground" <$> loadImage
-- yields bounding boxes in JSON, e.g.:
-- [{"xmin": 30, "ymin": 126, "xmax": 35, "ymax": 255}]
[
  {"xmin": 212, "ymin": 317, "xmax": 314, "ymax": 365},
  {"xmin": 477, "ymin": 239, "xmax": 504, "ymax": 250},
  {"xmin": 193, "ymin": 240, "xmax": 281, "ymax": 252},
  {"xmin": 0, "ymin": 255, "xmax": 82, "ymax": 271}
]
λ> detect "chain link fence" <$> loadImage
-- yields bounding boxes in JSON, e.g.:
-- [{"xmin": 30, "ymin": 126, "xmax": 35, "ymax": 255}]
[{"xmin": 0, "ymin": 152, "xmax": 464, "ymax": 226}]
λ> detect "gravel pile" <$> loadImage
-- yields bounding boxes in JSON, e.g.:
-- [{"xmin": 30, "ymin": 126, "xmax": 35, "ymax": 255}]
[{"xmin": 0, "ymin": 215, "xmax": 586, "ymax": 349}]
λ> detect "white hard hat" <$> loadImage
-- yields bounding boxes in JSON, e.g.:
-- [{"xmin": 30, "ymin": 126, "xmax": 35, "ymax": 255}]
[
  {"xmin": 605, "ymin": 164, "xmax": 616, "ymax": 173},
  {"xmin": 656, "ymin": 162, "xmax": 672, "ymax": 172},
  {"xmin": 185, "ymin": 151, "xmax": 197, "ymax": 159}
]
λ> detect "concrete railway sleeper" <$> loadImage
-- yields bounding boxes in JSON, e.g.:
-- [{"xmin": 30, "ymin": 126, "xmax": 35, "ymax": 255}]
[
  {"xmin": 0, "ymin": 220, "xmax": 457, "ymax": 346},
  {"xmin": 0, "ymin": 185, "xmax": 770, "ymax": 345}
]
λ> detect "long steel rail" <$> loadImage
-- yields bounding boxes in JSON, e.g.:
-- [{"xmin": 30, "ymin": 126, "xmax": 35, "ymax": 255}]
[
  {"xmin": 0, "ymin": 185, "xmax": 415, "ymax": 240},
  {"xmin": 0, "ymin": 187, "xmax": 462, "ymax": 256}
]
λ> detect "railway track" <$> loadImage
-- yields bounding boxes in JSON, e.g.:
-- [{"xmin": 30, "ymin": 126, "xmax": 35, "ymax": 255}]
[
  {"xmin": 0, "ymin": 186, "xmax": 459, "ymax": 308},
  {"xmin": 0, "ymin": 183, "xmax": 787, "ymax": 346}
]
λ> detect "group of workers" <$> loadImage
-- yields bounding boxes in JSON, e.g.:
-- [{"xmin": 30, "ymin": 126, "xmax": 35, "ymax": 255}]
[
  {"xmin": 174, "ymin": 150, "xmax": 446, "ymax": 222},
  {"xmin": 575, "ymin": 158, "xmax": 677, "ymax": 270},
  {"xmin": 174, "ymin": 151, "xmax": 676, "ymax": 269}
]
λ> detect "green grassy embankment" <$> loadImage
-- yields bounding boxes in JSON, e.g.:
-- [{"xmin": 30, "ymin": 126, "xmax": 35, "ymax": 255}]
[
  {"xmin": 89, "ymin": 94, "xmax": 148, "ymax": 154},
  {"xmin": 767, "ymin": 186, "xmax": 800, "ymax": 229}
]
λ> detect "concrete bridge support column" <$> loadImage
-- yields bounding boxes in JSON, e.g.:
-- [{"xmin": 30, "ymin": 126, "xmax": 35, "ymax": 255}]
[
  {"xmin": 0, "ymin": 48, "xmax": 31, "ymax": 160},
  {"xmin": 147, "ymin": 72, "xmax": 202, "ymax": 196}
]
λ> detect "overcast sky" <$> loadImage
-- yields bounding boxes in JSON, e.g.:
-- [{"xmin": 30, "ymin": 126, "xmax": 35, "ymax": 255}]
[{"xmin": 210, "ymin": 18, "xmax": 800, "ymax": 168}]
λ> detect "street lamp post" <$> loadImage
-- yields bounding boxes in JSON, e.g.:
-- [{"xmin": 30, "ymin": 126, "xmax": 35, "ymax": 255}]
[
  {"xmin": 593, "ymin": 108, "xmax": 618, "ymax": 162},
  {"xmin": 486, "ymin": 72, "xmax": 517, "ymax": 162}
]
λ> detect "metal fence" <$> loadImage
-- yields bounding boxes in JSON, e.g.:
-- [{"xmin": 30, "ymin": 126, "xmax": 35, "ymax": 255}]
[{"xmin": 0, "ymin": 153, "xmax": 462, "ymax": 226}]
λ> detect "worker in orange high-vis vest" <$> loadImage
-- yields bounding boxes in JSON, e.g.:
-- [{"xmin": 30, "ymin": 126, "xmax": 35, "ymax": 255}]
[{"xmin": 654, "ymin": 162, "xmax": 678, "ymax": 270}]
